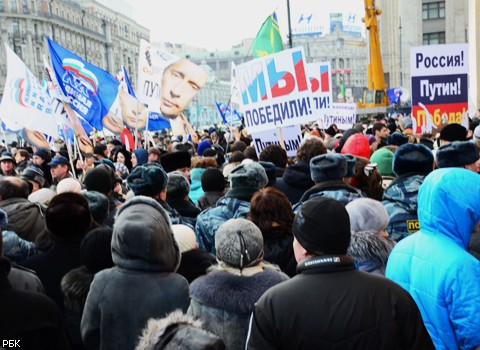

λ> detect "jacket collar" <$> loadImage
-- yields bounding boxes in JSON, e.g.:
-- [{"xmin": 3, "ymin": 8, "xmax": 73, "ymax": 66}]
[{"xmin": 296, "ymin": 255, "xmax": 357, "ymax": 275}]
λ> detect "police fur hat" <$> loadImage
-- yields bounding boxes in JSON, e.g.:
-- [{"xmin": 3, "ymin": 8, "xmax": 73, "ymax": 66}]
[
  {"xmin": 436, "ymin": 141, "xmax": 479, "ymax": 168},
  {"xmin": 439, "ymin": 123, "xmax": 467, "ymax": 142},
  {"xmin": 393, "ymin": 143, "xmax": 434, "ymax": 176},
  {"xmin": 229, "ymin": 162, "xmax": 268, "ymax": 190},
  {"xmin": 127, "ymin": 163, "xmax": 168, "ymax": 197},
  {"xmin": 309, "ymin": 153, "xmax": 347, "ymax": 182},
  {"xmin": 342, "ymin": 154, "xmax": 357, "ymax": 178}
]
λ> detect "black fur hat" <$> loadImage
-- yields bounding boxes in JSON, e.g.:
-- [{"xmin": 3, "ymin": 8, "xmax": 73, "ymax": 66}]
[
  {"xmin": 393, "ymin": 143, "xmax": 434, "ymax": 176},
  {"xmin": 436, "ymin": 141, "xmax": 479, "ymax": 168}
]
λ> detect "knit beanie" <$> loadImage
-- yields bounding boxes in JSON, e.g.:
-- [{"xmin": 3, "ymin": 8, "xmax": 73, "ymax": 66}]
[
  {"xmin": 33, "ymin": 148, "xmax": 52, "ymax": 163},
  {"xmin": 197, "ymin": 140, "xmax": 212, "ymax": 157},
  {"xmin": 258, "ymin": 161, "xmax": 277, "ymax": 187},
  {"xmin": 82, "ymin": 190, "xmax": 110, "ymax": 225},
  {"xmin": 345, "ymin": 198, "xmax": 389, "ymax": 234},
  {"xmin": 201, "ymin": 168, "xmax": 226, "ymax": 192},
  {"xmin": 341, "ymin": 133, "xmax": 371, "ymax": 159},
  {"xmin": 393, "ymin": 143, "xmax": 434, "ymax": 176},
  {"xmin": 127, "ymin": 163, "xmax": 168, "ymax": 197},
  {"xmin": 161, "ymin": 151, "xmax": 192, "ymax": 173},
  {"xmin": 166, "ymin": 171, "xmax": 190, "ymax": 200},
  {"xmin": 56, "ymin": 178, "xmax": 83, "ymax": 194},
  {"xmin": 436, "ymin": 141, "xmax": 479, "ymax": 168},
  {"xmin": 309, "ymin": 153, "xmax": 347, "ymax": 182},
  {"xmin": 46, "ymin": 192, "xmax": 92, "ymax": 238},
  {"xmin": 172, "ymin": 224, "xmax": 197, "ymax": 253},
  {"xmin": 439, "ymin": 123, "xmax": 467, "ymax": 142},
  {"xmin": 293, "ymin": 196, "xmax": 351, "ymax": 255},
  {"xmin": 133, "ymin": 148, "xmax": 149, "ymax": 166},
  {"xmin": 370, "ymin": 148, "xmax": 395, "ymax": 177},
  {"xmin": 84, "ymin": 166, "xmax": 113, "ymax": 195},
  {"xmin": 215, "ymin": 218, "xmax": 264, "ymax": 269},
  {"xmin": 229, "ymin": 162, "xmax": 268, "ymax": 190},
  {"xmin": 80, "ymin": 227, "xmax": 114, "ymax": 273}
]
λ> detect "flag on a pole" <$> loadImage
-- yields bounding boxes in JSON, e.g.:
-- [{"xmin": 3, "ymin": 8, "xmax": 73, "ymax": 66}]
[
  {"xmin": 0, "ymin": 43, "xmax": 59, "ymax": 139},
  {"xmin": 215, "ymin": 101, "xmax": 242, "ymax": 126},
  {"xmin": 47, "ymin": 37, "xmax": 119, "ymax": 131},
  {"xmin": 252, "ymin": 11, "xmax": 284, "ymax": 58},
  {"xmin": 122, "ymin": 66, "xmax": 136, "ymax": 98}
]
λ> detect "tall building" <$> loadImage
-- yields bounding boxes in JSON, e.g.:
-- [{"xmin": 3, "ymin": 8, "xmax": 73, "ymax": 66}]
[
  {"xmin": 0, "ymin": 0, "xmax": 149, "ymax": 99},
  {"xmin": 379, "ymin": 0, "xmax": 469, "ymax": 98}
]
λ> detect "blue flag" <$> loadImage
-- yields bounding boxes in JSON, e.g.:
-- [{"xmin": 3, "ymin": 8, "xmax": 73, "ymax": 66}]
[
  {"xmin": 47, "ymin": 37, "xmax": 119, "ymax": 131},
  {"xmin": 146, "ymin": 112, "xmax": 171, "ymax": 131},
  {"xmin": 215, "ymin": 101, "xmax": 242, "ymax": 126},
  {"xmin": 122, "ymin": 66, "xmax": 136, "ymax": 98},
  {"xmin": 387, "ymin": 87, "xmax": 403, "ymax": 105}
]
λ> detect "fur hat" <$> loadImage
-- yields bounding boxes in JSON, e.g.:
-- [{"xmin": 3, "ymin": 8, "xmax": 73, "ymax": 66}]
[
  {"xmin": 370, "ymin": 148, "xmax": 395, "ymax": 177},
  {"xmin": 166, "ymin": 171, "xmax": 190, "ymax": 200},
  {"xmin": 197, "ymin": 140, "xmax": 212, "ymax": 157},
  {"xmin": 127, "ymin": 163, "xmax": 168, "ymax": 197},
  {"xmin": 135, "ymin": 310, "xmax": 225, "ymax": 350},
  {"xmin": 215, "ymin": 218, "xmax": 264, "ymax": 269},
  {"xmin": 343, "ymin": 154, "xmax": 357, "ymax": 177},
  {"xmin": 439, "ymin": 123, "xmax": 467, "ymax": 142},
  {"xmin": 309, "ymin": 153, "xmax": 347, "ymax": 182},
  {"xmin": 436, "ymin": 141, "xmax": 479, "ymax": 168},
  {"xmin": 172, "ymin": 224, "xmax": 197, "ymax": 253},
  {"xmin": 393, "ymin": 143, "xmax": 434, "ymax": 176},
  {"xmin": 258, "ymin": 161, "xmax": 277, "ymax": 187},
  {"xmin": 0, "ymin": 209, "xmax": 8, "ymax": 229},
  {"xmin": 346, "ymin": 198, "xmax": 389, "ymax": 234},
  {"xmin": 82, "ymin": 190, "xmax": 110, "ymax": 225},
  {"xmin": 80, "ymin": 227, "xmax": 114, "ymax": 273},
  {"xmin": 84, "ymin": 166, "xmax": 113, "ymax": 195},
  {"xmin": 201, "ymin": 168, "xmax": 226, "ymax": 192},
  {"xmin": 112, "ymin": 196, "xmax": 180, "ymax": 272},
  {"xmin": 293, "ymin": 196, "xmax": 351, "ymax": 255},
  {"xmin": 20, "ymin": 166, "xmax": 45, "ymax": 187},
  {"xmin": 56, "ymin": 178, "xmax": 83, "ymax": 194},
  {"xmin": 33, "ymin": 148, "xmax": 52, "ymax": 163},
  {"xmin": 341, "ymin": 133, "xmax": 371, "ymax": 159},
  {"xmin": 387, "ymin": 132, "xmax": 409, "ymax": 146},
  {"xmin": 161, "ymin": 151, "xmax": 191, "ymax": 173},
  {"xmin": 229, "ymin": 162, "xmax": 268, "ymax": 190},
  {"xmin": 46, "ymin": 192, "xmax": 92, "ymax": 238}
]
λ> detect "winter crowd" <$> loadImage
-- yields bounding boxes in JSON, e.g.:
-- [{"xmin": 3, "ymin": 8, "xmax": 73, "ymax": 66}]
[{"xmin": 0, "ymin": 114, "xmax": 480, "ymax": 350}]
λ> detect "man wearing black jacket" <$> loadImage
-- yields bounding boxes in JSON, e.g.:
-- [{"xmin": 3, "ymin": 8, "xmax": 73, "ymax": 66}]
[{"xmin": 247, "ymin": 196, "xmax": 433, "ymax": 349}]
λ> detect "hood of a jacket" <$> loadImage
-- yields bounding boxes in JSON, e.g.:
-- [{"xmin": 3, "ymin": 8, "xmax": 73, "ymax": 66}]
[
  {"xmin": 282, "ymin": 161, "xmax": 314, "ymax": 188},
  {"xmin": 112, "ymin": 196, "xmax": 181, "ymax": 272},
  {"xmin": 418, "ymin": 168, "xmax": 480, "ymax": 249}
]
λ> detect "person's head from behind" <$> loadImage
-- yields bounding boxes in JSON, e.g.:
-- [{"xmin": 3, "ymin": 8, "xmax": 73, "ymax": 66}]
[
  {"xmin": 292, "ymin": 197, "xmax": 351, "ymax": 262},
  {"xmin": 0, "ymin": 176, "xmax": 30, "ymax": 200},
  {"xmin": 160, "ymin": 59, "xmax": 208, "ymax": 118},
  {"xmin": 346, "ymin": 198, "xmax": 389, "ymax": 238},
  {"xmin": 295, "ymin": 137, "xmax": 327, "ymax": 163},
  {"xmin": 127, "ymin": 163, "xmax": 169, "ymax": 200},
  {"xmin": 259, "ymin": 144, "xmax": 288, "ymax": 169},
  {"xmin": 249, "ymin": 187, "xmax": 293, "ymax": 237}
]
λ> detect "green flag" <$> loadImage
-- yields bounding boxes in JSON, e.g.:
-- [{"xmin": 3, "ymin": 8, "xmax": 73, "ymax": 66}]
[{"xmin": 252, "ymin": 11, "xmax": 284, "ymax": 58}]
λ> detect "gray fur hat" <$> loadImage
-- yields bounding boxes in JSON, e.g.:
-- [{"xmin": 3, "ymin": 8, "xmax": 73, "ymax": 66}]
[
  {"xmin": 112, "ymin": 196, "xmax": 181, "ymax": 272},
  {"xmin": 215, "ymin": 218, "xmax": 264, "ymax": 269},
  {"xmin": 346, "ymin": 198, "xmax": 389, "ymax": 234},
  {"xmin": 310, "ymin": 153, "xmax": 347, "ymax": 182},
  {"xmin": 436, "ymin": 141, "xmax": 479, "ymax": 168},
  {"xmin": 166, "ymin": 171, "xmax": 190, "ymax": 200},
  {"xmin": 229, "ymin": 162, "xmax": 268, "ymax": 190},
  {"xmin": 127, "ymin": 163, "xmax": 168, "ymax": 197}
]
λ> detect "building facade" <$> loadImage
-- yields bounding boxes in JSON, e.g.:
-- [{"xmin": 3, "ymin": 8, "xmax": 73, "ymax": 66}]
[
  {"xmin": 379, "ymin": 0, "xmax": 469, "ymax": 99},
  {"xmin": 0, "ymin": 0, "xmax": 149, "ymax": 99}
]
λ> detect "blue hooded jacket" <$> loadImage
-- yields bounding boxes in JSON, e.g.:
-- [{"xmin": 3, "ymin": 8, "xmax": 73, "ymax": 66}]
[{"xmin": 386, "ymin": 168, "xmax": 480, "ymax": 350}]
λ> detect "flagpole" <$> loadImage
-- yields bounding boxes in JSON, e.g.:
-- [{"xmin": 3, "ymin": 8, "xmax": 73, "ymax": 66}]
[{"xmin": 287, "ymin": 0, "xmax": 293, "ymax": 48}]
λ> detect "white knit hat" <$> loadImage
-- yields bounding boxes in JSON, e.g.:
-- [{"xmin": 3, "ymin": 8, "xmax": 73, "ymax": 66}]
[
  {"xmin": 172, "ymin": 224, "xmax": 197, "ymax": 253},
  {"xmin": 56, "ymin": 178, "xmax": 83, "ymax": 194}
]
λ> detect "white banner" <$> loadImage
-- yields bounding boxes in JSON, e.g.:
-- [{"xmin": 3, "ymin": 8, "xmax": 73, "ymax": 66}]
[
  {"xmin": 251, "ymin": 124, "xmax": 302, "ymax": 158},
  {"xmin": 319, "ymin": 103, "xmax": 356, "ymax": 131}
]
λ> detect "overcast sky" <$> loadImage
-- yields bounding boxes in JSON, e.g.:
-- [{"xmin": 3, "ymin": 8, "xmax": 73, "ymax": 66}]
[{"xmin": 126, "ymin": 0, "xmax": 365, "ymax": 51}]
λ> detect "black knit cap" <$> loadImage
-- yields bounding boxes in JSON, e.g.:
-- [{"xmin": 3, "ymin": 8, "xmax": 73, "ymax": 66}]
[
  {"xmin": 293, "ymin": 196, "xmax": 351, "ymax": 255},
  {"xmin": 84, "ymin": 166, "xmax": 113, "ymax": 195},
  {"xmin": 80, "ymin": 227, "xmax": 114, "ymax": 273},
  {"xmin": 201, "ymin": 168, "xmax": 226, "ymax": 192}
]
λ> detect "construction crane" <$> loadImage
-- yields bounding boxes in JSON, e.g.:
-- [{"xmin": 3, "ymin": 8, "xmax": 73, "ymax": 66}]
[{"xmin": 358, "ymin": 0, "xmax": 390, "ymax": 110}]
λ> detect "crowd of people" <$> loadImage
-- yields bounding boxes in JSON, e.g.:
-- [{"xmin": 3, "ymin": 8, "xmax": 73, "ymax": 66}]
[{"xmin": 0, "ymin": 113, "xmax": 479, "ymax": 349}]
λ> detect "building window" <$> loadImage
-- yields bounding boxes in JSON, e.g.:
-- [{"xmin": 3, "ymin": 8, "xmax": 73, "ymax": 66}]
[
  {"xmin": 422, "ymin": 2, "xmax": 445, "ymax": 20},
  {"xmin": 423, "ymin": 32, "xmax": 446, "ymax": 45},
  {"xmin": 30, "ymin": 0, "xmax": 35, "ymax": 13},
  {"xmin": 8, "ymin": 0, "xmax": 18, "ymax": 12}
]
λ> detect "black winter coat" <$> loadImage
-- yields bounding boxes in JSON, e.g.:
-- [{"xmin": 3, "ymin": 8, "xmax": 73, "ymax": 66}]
[{"xmin": 274, "ymin": 161, "xmax": 313, "ymax": 205}]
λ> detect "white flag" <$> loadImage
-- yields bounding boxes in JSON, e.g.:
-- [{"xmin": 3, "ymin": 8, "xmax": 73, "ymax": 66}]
[{"xmin": 0, "ymin": 43, "xmax": 59, "ymax": 138}]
